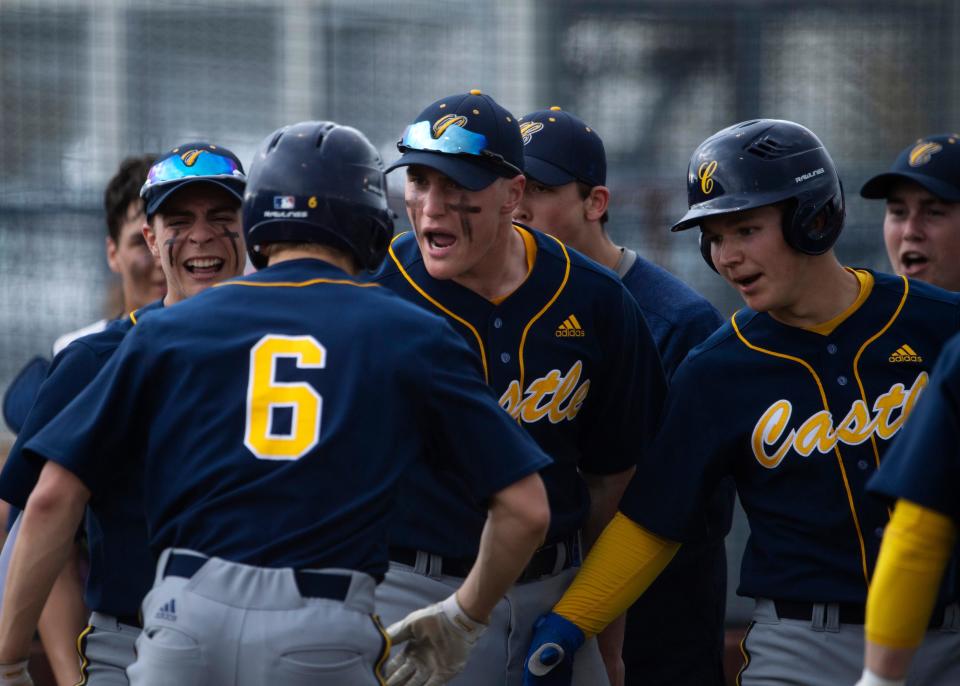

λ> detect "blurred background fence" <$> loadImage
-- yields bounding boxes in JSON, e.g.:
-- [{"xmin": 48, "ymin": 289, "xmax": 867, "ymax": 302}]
[{"xmin": 1, "ymin": 0, "xmax": 957, "ymax": 622}]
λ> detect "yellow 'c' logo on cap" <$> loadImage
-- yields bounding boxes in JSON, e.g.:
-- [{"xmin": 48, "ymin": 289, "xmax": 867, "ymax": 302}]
[
  {"xmin": 181, "ymin": 149, "xmax": 205, "ymax": 166},
  {"xmin": 909, "ymin": 142, "xmax": 942, "ymax": 167},
  {"xmin": 432, "ymin": 115, "xmax": 468, "ymax": 139},
  {"xmin": 698, "ymin": 160, "xmax": 718, "ymax": 195},
  {"xmin": 520, "ymin": 121, "xmax": 544, "ymax": 145}
]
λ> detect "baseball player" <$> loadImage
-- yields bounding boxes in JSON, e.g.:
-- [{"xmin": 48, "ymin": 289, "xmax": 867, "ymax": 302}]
[
  {"xmin": 861, "ymin": 134, "xmax": 960, "ymax": 291},
  {"xmin": 856, "ymin": 332, "xmax": 960, "ymax": 686},
  {"xmin": 0, "ymin": 141, "xmax": 248, "ymax": 685},
  {"xmin": 3, "ymin": 154, "xmax": 164, "ymax": 432},
  {"xmin": 522, "ymin": 119, "xmax": 960, "ymax": 686},
  {"xmin": 514, "ymin": 106, "xmax": 729, "ymax": 686},
  {"xmin": 0, "ymin": 153, "xmax": 162, "ymax": 686},
  {"xmin": 0, "ymin": 121, "xmax": 552, "ymax": 686},
  {"xmin": 372, "ymin": 90, "xmax": 667, "ymax": 686}
]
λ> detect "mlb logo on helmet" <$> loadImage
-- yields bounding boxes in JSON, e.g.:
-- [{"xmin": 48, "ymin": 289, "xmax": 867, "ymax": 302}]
[{"xmin": 274, "ymin": 196, "xmax": 296, "ymax": 210}]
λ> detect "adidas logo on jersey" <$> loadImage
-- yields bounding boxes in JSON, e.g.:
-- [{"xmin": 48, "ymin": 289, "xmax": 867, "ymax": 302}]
[
  {"xmin": 889, "ymin": 344, "xmax": 922, "ymax": 363},
  {"xmin": 555, "ymin": 315, "xmax": 585, "ymax": 338},
  {"xmin": 155, "ymin": 599, "xmax": 177, "ymax": 621}
]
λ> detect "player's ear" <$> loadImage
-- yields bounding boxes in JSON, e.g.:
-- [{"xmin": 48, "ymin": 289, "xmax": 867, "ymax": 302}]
[
  {"xmin": 583, "ymin": 186, "xmax": 610, "ymax": 223},
  {"xmin": 106, "ymin": 235, "xmax": 121, "ymax": 274},
  {"xmin": 501, "ymin": 174, "xmax": 526, "ymax": 216},
  {"xmin": 142, "ymin": 219, "xmax": 160, "ymax": 259}
]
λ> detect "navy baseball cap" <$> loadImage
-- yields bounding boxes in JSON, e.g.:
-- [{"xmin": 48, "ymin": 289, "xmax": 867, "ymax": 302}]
[
  {"xmin": 861, "ymin": 134, "xmax": 960, "ymax": 202},
  {"xmin": 141, "ymin": 142, "xmax": 247, "ymax": 216},
  {"xmin": 519, "ymin": 107, "xmax": 606, "ymax": 188},
  {"xmin": 387, "ymin": 90, "xmax": 524, "ymax": 191}
]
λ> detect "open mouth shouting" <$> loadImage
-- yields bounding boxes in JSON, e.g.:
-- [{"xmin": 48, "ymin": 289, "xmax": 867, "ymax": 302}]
[
  {"xmin": 423, "ymin": 229, "xmax": 458, "ymax": 256},
  {"xmin": 899, "ymin": 250, "xmax": 929, "ymax": 276},
  {"xmin": 184, "ymin": 256, "xmax": 227, "ymax": 280}
]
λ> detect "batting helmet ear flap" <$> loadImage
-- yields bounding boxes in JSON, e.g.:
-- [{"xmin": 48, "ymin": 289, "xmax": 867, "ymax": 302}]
[
  {"xmin": 699, "ymin": 231, "xmax": 719, "ymax": 273},
  {"xmin": 781, "ymin": 179, "xmax": 845, "ymax": 255}
]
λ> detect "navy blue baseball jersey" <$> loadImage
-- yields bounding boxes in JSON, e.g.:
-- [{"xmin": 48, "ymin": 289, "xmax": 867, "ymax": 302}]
[
  {"xmin": 24, "ymin": 259, "xmax": 551, "ymax": 577},
  {"xmin": 869, "ymin": 331, "xmax": 960, "ymax": 521},
  {"xmin": 620, "ymin": 270, "xmax": 960, "ymax": 603},
  {"xmin": 0, "ymin": 301, "xmax": 162, "ymax": 617},
  {"xmin": 373, "ymin": 226, "xmax": 667, "ymax": 557}
]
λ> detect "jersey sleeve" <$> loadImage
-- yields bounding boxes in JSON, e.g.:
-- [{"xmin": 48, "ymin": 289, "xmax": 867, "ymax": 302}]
[
  {"xmin": 618, "ymin": 352, "xmax": 733, "ymax": 542},
  {"xmin": 416, "ymin": 318, "xmax": 552, "ymax": 499},
  {"xmin": 0, "ymin": 342, "xmax": 103, "ymax": 508},
  {"xmin": 22, "ymin": 324, "xmax": 155, "ymax": 496},
  {"xmin": 868, "ymin": 336, "xmax": 960, "ymax": 522},
  {"xmin": 577, "ymin": 283, "xmax": 667, "ymax": 476}
]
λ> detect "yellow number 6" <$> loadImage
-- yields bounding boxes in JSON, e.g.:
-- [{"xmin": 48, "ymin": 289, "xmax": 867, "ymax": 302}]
[{"xmin": 244, "ymin": 335, "xmax": 325, "ymax": 460}]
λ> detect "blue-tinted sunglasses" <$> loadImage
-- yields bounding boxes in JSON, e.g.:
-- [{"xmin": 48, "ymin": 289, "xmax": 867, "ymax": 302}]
[
  {"xmin": 142, "ymin": 149, "xmax": 245, "ymax": 196},
  {"xmin": 398, "ymin": 120, "xmax": 522, "ymax": 176}
]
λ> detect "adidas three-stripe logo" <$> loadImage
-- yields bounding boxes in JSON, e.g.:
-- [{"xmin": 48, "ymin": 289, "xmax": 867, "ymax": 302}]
[
  {"xmin": 889, "ymin": 344, "xmax": 922, "ymax": 363},
  {"xmin": 155, "ymin": 598, "xmax": 177, "ymax": 621},
  {"xmin": 555, "ymin": 314, "xmax": 585, "ymax": 338}
]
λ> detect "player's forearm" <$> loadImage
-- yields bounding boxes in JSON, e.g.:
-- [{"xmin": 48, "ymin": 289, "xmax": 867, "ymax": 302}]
[
  {"xmin": 458, "ymin": 473, "xmax": 549, "ymax": 623},
  {"xmin": 0, "ymin": 465, "xmax": 89, "ymax": 662},
  {"xmin": 555, "ymin": 512, "xmax": 679, "ymax": 637},
  {"xmin": 862, "ymin": 641, "xmax": 916, "ymax": 684},
  {"xmin": 597, "ymin": 614, "xmax": 626, "ymax": 686},
  {"xmin": 38, "ymin": 544, "xmax": 87, "ymax": 686}
]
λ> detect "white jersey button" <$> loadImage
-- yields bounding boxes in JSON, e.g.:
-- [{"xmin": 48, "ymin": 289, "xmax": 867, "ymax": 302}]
[
  {"xmin": 494, "ymin": 318, "xmax": 503, "ymax": 329},
  {"xmin": 827, "ymin": 343, "xmax": 838, "ymax": 354},
  {"xmin": 857, "ymin": 459, "xmax": 869, "ymax": 471},
  {"xmin": 500, "ymin": 352, "xmax": 511, "ymax": 363},
  {"xmin": 837, "ymin": 375, "xmax": 848, "ymax": 386}
]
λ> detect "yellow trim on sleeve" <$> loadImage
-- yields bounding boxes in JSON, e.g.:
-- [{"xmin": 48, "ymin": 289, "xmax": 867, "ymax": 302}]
[
  {"xmin": 554, "ymin": 512, "xmax": 680, "ymax": 637},
  {"xmin": 128, "ymin": 310, "xmax": 138, "ymax": 326},
  {"xmin": 866, "ymin": 499, "xmax": 957, "ymax": 649},
  {"xmin": 804, "ymin": 269, "xmax": 874, "ymax": 336}
]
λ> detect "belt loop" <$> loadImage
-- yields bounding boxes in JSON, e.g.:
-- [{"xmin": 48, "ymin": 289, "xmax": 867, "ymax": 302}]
[
  {"xmin": 945, "ymin": 602, "xmax": 960, "ymax": 632},
  {"xmin": 413, "ymin": 551, "xmax": 430, "ymax": 576},
  {"xmin": 825, "ymin": 603, "xmax": 841, "ymax": 633},
  {"xmin": 427, "ymin": 553, "xmax": 443, "ymax": 578},
  {"xmin": 810, "ymin": 603, "xmax": 826, "ymax": 632},
  {"xmin": 551, "ymin": 541, "xmax": 566, "ymax": 576},
  {"xmin": 155, "ymin": 548, "xmax": 174, "ymax": 587}
]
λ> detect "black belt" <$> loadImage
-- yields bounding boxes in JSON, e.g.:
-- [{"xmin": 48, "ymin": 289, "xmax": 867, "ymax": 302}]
[
  {"xmin": 390, "ymin": 537, "xmax": 579, "ymax": 583},
  {"xmin": 773, "ymin": 600, "xmax": 948, "ymax": 628},
  {"xmin": 163, "ymin": 553, "xmax": 351, "ymax": 601}
]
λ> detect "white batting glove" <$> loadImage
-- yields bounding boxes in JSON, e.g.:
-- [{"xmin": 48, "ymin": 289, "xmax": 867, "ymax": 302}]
[
  {"xmin": 384, "ymin": 593, "xmax": 487, "ymax": 686},
  {"xmin": 854, "ymin": 669, "xmax": 905, "ymax": 686},
  {"xmin": 0, "ymin": 661, "xmax": 32, "ymax": 686}
]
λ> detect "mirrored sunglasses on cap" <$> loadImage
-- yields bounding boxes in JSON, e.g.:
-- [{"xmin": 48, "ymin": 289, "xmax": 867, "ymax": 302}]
[
  {"xmin": 141, "ymin": 149, "xmax": 245, "ymax": 197},
  {"xmin": 398, "ymin": 120, "xmax": 522, "ymax": 176}
]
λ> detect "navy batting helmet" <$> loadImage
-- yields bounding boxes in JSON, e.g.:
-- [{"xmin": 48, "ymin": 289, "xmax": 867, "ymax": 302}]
[
  {"xmin": 243, "ymin": 121, "xmax": 394, "ymax": 271},
  {"xmin": 672, "ymin": 119, "xmax": 845, "ymax": 271}
]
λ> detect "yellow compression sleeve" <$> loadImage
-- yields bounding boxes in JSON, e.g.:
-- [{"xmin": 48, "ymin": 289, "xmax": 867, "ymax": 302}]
[
  {"xmin": 554, "ymin": 512, "xmax": 680, "ymax": 637},
  {"xmin": 866, "ymin": 499, "xmax": 958, "ymax": 649}
]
